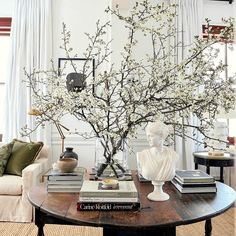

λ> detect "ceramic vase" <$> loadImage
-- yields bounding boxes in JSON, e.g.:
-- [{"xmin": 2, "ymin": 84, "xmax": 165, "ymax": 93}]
[{"xmin": 60, "ymin": 147, "xmax": 78, "ymax": 160}]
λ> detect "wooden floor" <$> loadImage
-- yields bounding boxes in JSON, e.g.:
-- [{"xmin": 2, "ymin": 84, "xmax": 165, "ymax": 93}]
[
  {"xmin": 0, "ymin": 207, "xmax": 235, "ymax": 236},
  {"xmin": 177, "ymin": 207, "xmax": 235, "ymax": 236}
]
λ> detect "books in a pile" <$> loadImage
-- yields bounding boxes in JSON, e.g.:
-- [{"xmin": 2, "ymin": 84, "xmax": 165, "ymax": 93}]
[
  {"xmin": 47, "ymin": 167, "xmax": 86, "ymax": 193},
  {"xmin": 171, "ymin": 170, "xmax": 217, "ymax": 193},
  {"xmin": 77, "ymin": 180, "xmax": 140, "ymax": 211}
]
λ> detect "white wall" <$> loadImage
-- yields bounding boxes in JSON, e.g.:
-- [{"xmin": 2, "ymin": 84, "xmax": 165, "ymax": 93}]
[
  {"xmin": 51, "ymin": 0, "xmax": 112, "ymax": 168},
  {"xmin": 203, "ymin": 0, "xmax": 235, "ymax": 24},
  {"xmin": 0, "ymin": 0, "xmax": 15, "ymax": 16},
  {"xmin": 52, "ymin": 0, "xmax": 111, "ymax": 59}
]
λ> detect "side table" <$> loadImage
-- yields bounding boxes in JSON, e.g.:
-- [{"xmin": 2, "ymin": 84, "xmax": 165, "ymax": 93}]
[{"xmin": 193, "ymin": 151, "xmax": 235, "ymax": 183}]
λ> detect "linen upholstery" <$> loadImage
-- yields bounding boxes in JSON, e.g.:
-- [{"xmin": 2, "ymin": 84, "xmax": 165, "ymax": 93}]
[
  {"xmin": 0, "ymin": 143, "xmax": 49, "ymax": 222},
  {"xmin": 0, "ymin": 195, "xmax": 32, "ymax": 222},
  {"xmin": 5, "ymin": 139, "xmax": 43, "ymax": 176},
  {"xmin": 0, "ymin": 175, "xmax": 22, "ymax": 195}
]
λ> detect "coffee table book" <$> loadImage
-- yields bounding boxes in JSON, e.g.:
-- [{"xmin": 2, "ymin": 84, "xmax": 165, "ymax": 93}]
[
  {"xmin": 171, "ymin": 178, "xmax": 217, "ymax": 193},
  {"xmin": 47, "ymin": 186, "xmax": 83, "ymax": 193},
  {"xmin": 79, "ymin": 196, "xmax": 139, "ymax": 202},
  {"xmin": 46, "ymin": 167, "xmax": 86, "ymax": 181},
  {"xmin": 172, "ymin": 177, "xmax": 216, "ymax": 188},
  {"xmin": 175, "ymin": 170, "xmax": 215, "ymax": 183},
  {"xmin": 77, "ymin": 201, "xmax": 140, "ymax": 211},
  {"xmin": 79, "ymin": 180, "xmax": 138, "ymax": 198}
]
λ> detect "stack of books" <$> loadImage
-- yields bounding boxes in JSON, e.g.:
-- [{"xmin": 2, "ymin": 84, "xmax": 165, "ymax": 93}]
[
  {"xmin": 171, "ymin": 170, "xmax": 217, "ymax": 193},
  {"xmin": 77, "ymin": 180, "xmax": 140, "ymax": 211},
  {"xmin": 47, "ymin": 167, "xmax": 86, "ymax": 193}
]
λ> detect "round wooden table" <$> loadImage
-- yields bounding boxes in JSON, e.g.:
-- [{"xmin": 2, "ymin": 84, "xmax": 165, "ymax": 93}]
[
  {"xmin": 28, "ymin": 172, "xmax": 236, "ymax": 236},
  {"xmin": 193, "ymin": 152, "xmax": 235, "ymax": 183}
]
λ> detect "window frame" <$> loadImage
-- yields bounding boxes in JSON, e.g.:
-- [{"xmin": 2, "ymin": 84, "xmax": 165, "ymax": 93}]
[
  {"xmin": 202, "ymin": 24, "xmax": 236, "ymax": 139},
  {"xmin": 0, "ymin": 17, "xmax": 11, "ymax": 138},
  {"xmin": 0, "ymin": 17, "xmax": 11, "ymax": 36}
]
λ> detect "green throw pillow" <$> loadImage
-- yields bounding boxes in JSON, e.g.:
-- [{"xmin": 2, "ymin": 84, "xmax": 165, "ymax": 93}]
[
  {"xmin": 5, "ymin": 139, "xmax": 44, "ymax": 176},
  {"xmin": 0, "ymin": 141, "xmax": 14, "ymax": 176}
]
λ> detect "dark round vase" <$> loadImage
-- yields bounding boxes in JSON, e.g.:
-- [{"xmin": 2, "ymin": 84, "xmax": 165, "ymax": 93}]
[{"xmin": 60, "ymin": 147, "xmax": 78, "ymax": 160}]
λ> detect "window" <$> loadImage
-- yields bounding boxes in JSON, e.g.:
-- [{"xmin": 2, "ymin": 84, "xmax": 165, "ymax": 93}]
[
  {"xmin": 203, "ymin": 24, "xmax": 236, "ymax": 138},
  {"xmin": 0, "ymin": 17, "xmax": 11, "ymax": 138},
  {"xmin": 214, "ymin": 42, "xmax": 236, "ymax": 137}
]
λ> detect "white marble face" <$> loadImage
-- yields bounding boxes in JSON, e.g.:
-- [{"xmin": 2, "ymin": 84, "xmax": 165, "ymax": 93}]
[{"xmin": 146, "ymin": 130, "xmax": 164, "ymax": 148}]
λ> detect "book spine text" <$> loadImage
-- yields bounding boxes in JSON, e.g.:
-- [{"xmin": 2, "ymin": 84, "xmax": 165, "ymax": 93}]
[{"xmin": 77, "ymin": 202, "xmax": 140, "ymax": 211}]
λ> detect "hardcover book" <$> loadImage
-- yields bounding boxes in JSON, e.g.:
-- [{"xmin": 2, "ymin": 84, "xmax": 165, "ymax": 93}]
[
  {"xmin": 175, "ymin": 170, "xmax": 215, "ymax": 183},
  {"xmin": 79, "ymin": 180, "xmax": 138, "ymax": 198},
  {"xmin": 77, "ymin": 201, "xmax": 140, "ymax": 211},
  {"xmin": 47, "ymin": 184, "xmax": 83, "ymax": 189},
  {"xmin": 47, "ymin": 187, "xmax": 82, "ymax": 193},
  {"xmin": 172, "ymin": 177, "xmax": 216, "ymax": 188},
  {"xmin": 47, "ymin": 167, "xmax": 86, "ymax": 181},
  {"xmin": 171, "ymin": 178, "xmax": 217, "ymax": 194},
  {"xmin": 47, "ymin": 180, "xmax": 84, "ymax": 185},
  {"xmin": 79, "ymin": 196, "xmax": 139, "ymax": 203}
]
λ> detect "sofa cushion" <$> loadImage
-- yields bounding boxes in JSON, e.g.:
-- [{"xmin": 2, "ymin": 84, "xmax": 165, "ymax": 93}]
[
  {"xmin": 5, "ymin": 139, "xmax": 44, "ymax": 176},
  {"xmin": 0, "ymin": 141, "xmax": 14, "ymax": 176},
  {"xmin": 0, "ymin": 174, "xmax": 23, "ymax": 195}
]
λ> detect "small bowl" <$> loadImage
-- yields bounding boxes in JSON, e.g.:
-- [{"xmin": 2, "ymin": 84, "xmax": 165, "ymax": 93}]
[
  {"xmin": 57, "ymin": 158, "xmax": 78, "ymax": 173},
  {"xmin": 102, "ymin": 178, "xmax": 118, "ymax": 189}
]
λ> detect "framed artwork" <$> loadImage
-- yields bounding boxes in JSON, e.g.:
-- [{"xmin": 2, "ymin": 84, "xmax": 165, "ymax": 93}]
[{"xmin": 58, "ymin": 58, "xmax": 95, "ymax": 93}]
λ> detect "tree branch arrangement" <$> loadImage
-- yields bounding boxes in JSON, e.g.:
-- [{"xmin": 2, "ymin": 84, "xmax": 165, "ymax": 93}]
[{"xmin": 22, "ymin": 0, "xmax": 235, "ymax": 176}]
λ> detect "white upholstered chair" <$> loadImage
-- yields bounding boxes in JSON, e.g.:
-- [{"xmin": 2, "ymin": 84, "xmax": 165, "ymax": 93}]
[{"xmin": 0, "ymin": 143, "xmax": 49, "ymax": 222}]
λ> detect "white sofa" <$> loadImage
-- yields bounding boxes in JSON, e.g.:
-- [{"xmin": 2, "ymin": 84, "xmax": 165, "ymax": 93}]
[{"xmin": 0, "ymin": 143, "xmax": 49, "ymax": 222}]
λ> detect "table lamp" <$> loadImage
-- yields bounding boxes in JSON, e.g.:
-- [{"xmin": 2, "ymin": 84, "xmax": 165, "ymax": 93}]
[{"xmin": 28, "ymin": 108, "xmax": 69, "ymax": 152}]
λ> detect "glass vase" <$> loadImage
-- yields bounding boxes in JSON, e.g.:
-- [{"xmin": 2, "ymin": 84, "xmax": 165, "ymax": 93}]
[{"xmin": 94, "ymin": 138, "xmax": 128, "ymax": 178}]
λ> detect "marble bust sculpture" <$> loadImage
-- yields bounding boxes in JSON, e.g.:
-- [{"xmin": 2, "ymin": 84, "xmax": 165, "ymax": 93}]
[{"xmin": 137, "ymin": 121, "xmax": 178, "ymax": 201}]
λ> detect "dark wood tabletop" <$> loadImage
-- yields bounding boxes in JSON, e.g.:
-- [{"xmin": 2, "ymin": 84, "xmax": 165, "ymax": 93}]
[{"xmin": 28, "ymin": 172, "xmax": 236, "ymax": 236}]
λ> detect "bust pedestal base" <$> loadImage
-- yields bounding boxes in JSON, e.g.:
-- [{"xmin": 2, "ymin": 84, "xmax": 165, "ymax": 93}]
[{"xmin": 147, "ymin": 181, "xmax": 169, "ymax": 201}]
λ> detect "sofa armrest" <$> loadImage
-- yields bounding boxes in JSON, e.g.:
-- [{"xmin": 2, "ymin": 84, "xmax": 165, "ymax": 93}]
[{"xmin": 21, "ymin": 158, "xmax": 49, "ymax": 201}]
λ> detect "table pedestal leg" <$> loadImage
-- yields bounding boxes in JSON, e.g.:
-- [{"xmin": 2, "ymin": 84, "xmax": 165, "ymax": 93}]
[
  {"xmin": 220, "ymin": 167, "xmax": 224, "ymax": 183},
  {"xmin": 35, "ymin": 208, "xmax": 45, "ymax": 236},
  {"xmin": 205, "ymin": 219, "xmax": 212, "ymax": 236},
  {"xmin": 104, "ymin": 226, "xmax": 176, "ymax": 236}
]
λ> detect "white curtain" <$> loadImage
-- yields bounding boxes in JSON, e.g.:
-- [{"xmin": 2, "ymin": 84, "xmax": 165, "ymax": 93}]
[
  {"xmin": 4, "ymin": 0, "xmax": 52, "ymax": 146},
  {"xmin": 171, "ymin": 0, "xmax": 203, "ymax": 170}
]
